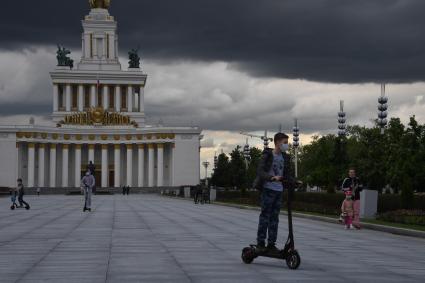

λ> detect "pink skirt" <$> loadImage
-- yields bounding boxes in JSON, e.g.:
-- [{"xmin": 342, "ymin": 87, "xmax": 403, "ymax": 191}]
[{"xmin": 353, "ymin": 200, "xmax": 360, "ymax": 227}]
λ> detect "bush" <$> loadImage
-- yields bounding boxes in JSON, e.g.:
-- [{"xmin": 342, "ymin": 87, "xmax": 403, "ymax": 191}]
[
  {"xmin": 216, "ymin": 190, "xmax": 345, "ymax": 215},
  {"xmin": 376, "ymin": 210, "xmax": 425, "ymax": 226},
  {"xmin": 216, "ymin": 190, "xmax": 425, "ymax": 216},
  {"xmin": 378, "ymin": 194, "xmax": 425, "ymax": 213},
  {"xmin": 401, "ymin": 177, "xmax": 414, "ymax": 209}
]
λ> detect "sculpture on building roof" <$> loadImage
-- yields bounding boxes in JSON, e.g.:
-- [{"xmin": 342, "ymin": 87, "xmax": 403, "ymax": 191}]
[
  {"xmin": 128, "ymin": 48, "xmax": 141, "ymax": 69},
  {"xmin": 89, "ymin": 0, "xmax": 111, "ymax": 9},
  {"xmin": 56, "ymin": 45, "xmax": 74, "ymax": 69}
]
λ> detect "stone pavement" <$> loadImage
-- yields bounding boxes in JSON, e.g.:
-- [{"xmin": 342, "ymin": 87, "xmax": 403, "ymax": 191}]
[{"xmin": 0, "ymin": 195, "xmax": 424, "ymax": 283}]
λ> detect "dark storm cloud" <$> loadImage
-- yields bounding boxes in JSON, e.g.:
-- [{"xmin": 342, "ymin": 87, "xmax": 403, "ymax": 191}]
[
  {"xmin": 1, "ymin": 0, "xmax": 424, "ymax": 83},
  {"xmin": 0, "ymin": 103, "xmax": 50, "ymax": 116}
]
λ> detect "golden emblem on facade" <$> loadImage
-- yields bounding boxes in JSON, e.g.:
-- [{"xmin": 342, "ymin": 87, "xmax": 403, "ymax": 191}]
[{"xmin": 57, "ymin": 107, "xmax": 138, "ymax": 128}]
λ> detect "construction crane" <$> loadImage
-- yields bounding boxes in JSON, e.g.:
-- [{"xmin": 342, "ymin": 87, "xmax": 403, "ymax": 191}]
[{"xmin": 240, "ymin": 130, "xmax": 273, "ymax": 149}]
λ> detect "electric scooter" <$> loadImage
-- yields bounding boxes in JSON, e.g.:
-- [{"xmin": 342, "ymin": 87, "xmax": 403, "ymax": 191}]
[{"xmin": 241, "ymin": 182, "xmax": 301, "ymax": 269}]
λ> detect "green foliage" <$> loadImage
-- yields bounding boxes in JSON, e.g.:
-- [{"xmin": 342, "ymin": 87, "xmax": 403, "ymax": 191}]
[
  {"xmin": 376, "ymin": 210, "xmax": 425, "ymax": 226},
  {"xmin": 298, "ymin": 116, "xmax": 425, "ymax": 194},
  {"xmin": 213, "ymin": 116, "xmax": 425, "ymax": 199},
  {"xmin": 216, "ymin": 190, "xmax": 425, "ymax": 216},
  {"xmin": 210, "ymin": 153, "xmax": 231, "ymax": 187},
  {"xmin": 247, "ymin": 147, "xmax": 263, "ymax": 187},
  {"xmin": 229, "ymin": 146, "xmax": 248, "ymax": 190},
  {"xmin": 401, "ymin": 177, "xmax": 414, "ymax": 209},
  {"xmin": 211, "ymin": 146, "xmax": 263, "ymax": 190}
]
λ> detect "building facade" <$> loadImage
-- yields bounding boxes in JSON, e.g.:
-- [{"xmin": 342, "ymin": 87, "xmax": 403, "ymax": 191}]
[{"xmin": 0, "ymin": 3, "xmax": 201, "ymax": 189}]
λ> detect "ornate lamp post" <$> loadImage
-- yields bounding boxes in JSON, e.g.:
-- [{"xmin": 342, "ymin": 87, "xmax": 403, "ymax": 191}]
[
  {"xmin": 338, "ymin": 100, "xmax": 347, "ymax": 137},
  {"xmin": 293, "ymin": 119, "xmax": 300, "ymax": 178},
  {"xmin": 378, "ymin": 83, "xmax": 388, "ymax": 134},
  {"xmin": 202, "ymin": 161, "xmax": 210, "ymax": 186},
  {"xmin": 243, "ymin": 138, "xmax": 250, "ymax": 168}
]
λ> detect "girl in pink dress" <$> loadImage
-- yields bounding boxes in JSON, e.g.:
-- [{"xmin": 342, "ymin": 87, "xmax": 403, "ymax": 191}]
[{"xmin": 341, "ymin": 191, "xmax": 354, "ymax": 229}]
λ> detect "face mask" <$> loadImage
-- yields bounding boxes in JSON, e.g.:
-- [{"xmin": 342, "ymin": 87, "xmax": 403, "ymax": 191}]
[{"xmin": 280, "ymin": 143, "xmax": 289, "ymax": 152}]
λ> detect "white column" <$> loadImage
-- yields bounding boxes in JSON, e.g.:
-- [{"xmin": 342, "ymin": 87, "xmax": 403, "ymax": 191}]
[
  {"xmin": 75, "ymin": 144, "xmax": 82, "ymax": 187},
  {"xmin": 49, "ymin": 144, "xmax": 56, "ymax": 187},
  {"xmin": 65, "ymin": 84, "xmax": 71, "ymax": 112},
  {"xmin": 38, "ymin": 144, "xmax": 45, "ymax": 187},
  {"xmin": 62, "ymin": 144, "xmax": 69, "ymax": 188},
  {"xmin": 88, "ymin": 144, "xmax": 95, "ymax": 164},
  {"xmin": 15, "ymin": 142, "xmax": 19, "ymax": 183},
  {"xmin": 53, "ymin": 84, "xmax": 59, "ymax": 112},
  {"xmin": 138, "ymin": 144, "xmax": 145, "ymax": 187},
  {"xmin": 109, "ymin": 33, "xmax": 115, "ymax": 59},
  {"xmin": 90, "ymin": 85, "xmax": 96, "ymax": 107},
  {"xmin": 115, "ymin": 85, "xmax": 121, "ymax": 112},
  {"xmin": 127, "ymin": 85, "xmax": 133, "ymax": 112},
  {"xmin": 171, "ymin": 143, "xmax": 175, "ymax": 186},
  {"xmin": 126, "ymin": 144, "xmax": 133, "ymax": 186},
  {"xmin": 103, "ymin": 85, "xmax": 109, "ymax": 110},
  {"xmin": 28, "ymin": 143, "xmax": 35, "ymax": 187},
  {"xmin": 114, "ymin": 144, "xmax": 121, "ymax": 187},
  {"xmin": 102, "ymin": 34, "xmax": 107, "ymax": 58},
  {"xmin": 139, "ymin": 86, "xmax": 145, "ymax": 113},
  {"xmin": 93, "ymin": 34, "xmax": 98, "ymax": 57},
  {"xmin": 101, "ymin": 144, "xmax": 108, "ymax": 188},
  {"xmin": 78, "ymin": 85, "xmax": 84, "ymax": 111},
  {"xmin": 84, "ymin": 33, "xmax": 91, "ymax": 58},
  {"xmin": 148, "ymin": 144, "xmax": 154, "ymax": 187},
  {"xmin": 157, "ymin": 144, "xmax": 164, "ymax": 187}
]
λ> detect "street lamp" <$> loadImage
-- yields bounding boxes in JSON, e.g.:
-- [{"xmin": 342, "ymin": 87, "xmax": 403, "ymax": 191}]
[
  {"xmin": 293, "ymin": 119, "xmax": 300, "ymax": 178},
  {"xmin": 378, "ymin": 83, "xmax": 388, "ymax": 134},
  {"xmin": 243, "ymin": 138, "xmax": 250, "ymax": 168},
  {"xmin": 338, "ymin": 100, "xmax": 347, "ymax": 137},
  {"xmin": 202, "ymin": 161, "xmax": 210, "ymax": 186}
]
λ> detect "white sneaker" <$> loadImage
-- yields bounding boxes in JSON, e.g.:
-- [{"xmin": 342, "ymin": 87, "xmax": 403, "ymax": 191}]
[{"xmin": 350, "ymin": 224, "xmax": 354, "ymax": 229}]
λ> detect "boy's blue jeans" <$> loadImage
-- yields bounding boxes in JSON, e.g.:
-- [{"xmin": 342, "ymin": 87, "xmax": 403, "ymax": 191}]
[{"xmin": 257, "ymin": 188, "xmax": 283, "ymax": 245}]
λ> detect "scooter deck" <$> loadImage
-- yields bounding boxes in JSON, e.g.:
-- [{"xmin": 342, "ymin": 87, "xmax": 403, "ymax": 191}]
[{"xmin": 250, "ymin": 245, "xmax": 286, "ymax": 259}]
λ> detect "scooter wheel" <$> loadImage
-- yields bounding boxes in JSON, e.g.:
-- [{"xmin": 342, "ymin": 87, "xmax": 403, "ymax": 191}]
[
  {"xmin": 241, "ymin": 247, "xmax": 254, "ymax": 264},
  {"xmin": 10, "ymin": 205, "xmax": 15, "ymax": 210},
  {"xmin": 286, "ymin": 250, "xmax": 301, "ymax": 269}
]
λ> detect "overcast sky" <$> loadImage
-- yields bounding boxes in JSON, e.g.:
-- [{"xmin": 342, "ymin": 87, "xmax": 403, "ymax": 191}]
[{"xmin": 1, "ymin": 0, "xmax": 425, "ymax": 175}]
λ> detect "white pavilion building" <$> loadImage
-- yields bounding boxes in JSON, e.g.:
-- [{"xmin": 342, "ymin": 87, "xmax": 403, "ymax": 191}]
[{"xmin": 0, "ymin": 1, "xmax": 201, "ymax": 190}]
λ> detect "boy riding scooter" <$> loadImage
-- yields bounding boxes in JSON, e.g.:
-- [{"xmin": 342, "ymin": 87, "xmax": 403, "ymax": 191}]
[
  {"xmin": 242, "ymin": 132, "xmax": 301, "ymax": 269},
  {"xmin": 256, "ymin": 132, "xmax": 291, "ymax": 252}
]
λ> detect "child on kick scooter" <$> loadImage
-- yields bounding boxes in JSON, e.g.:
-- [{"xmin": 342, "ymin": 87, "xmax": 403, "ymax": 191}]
[
  {"xmin": 10, "ymin": 186, "xmax": 19, "ymax": 210},
  {"xmin": 341, "ymin": 191, "xmax": 354, "ymax": 229},
  {"xmin": 17, "ymin": 178, "xmax": 30, "ymax": 210}
]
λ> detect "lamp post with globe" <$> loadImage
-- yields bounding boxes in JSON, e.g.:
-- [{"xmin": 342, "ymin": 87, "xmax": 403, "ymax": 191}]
[{"xmin": 378, "ymin": 84, "xmax": 388, "ymax": 134}]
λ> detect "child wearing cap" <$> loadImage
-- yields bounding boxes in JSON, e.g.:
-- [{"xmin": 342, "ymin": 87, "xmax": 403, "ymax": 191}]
[{"xmin": 341, "ymin": 191, "xmax": 354, "ymax": 229}]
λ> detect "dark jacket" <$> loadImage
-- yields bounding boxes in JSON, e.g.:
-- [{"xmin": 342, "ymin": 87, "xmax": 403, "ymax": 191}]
[
  {"xmin": 253, "ymin": 148, "xmax": 295, "ymax": 190},
  {"xmin": 341, "ymin": 177, "xmax": 363, "ymax": 200},
  {"xmin": 17, "ymin": 183, "xmax": 25, "ymax": 197},
  {"xmin": 87, "ymin": 163, "xmax": 95, "ymax": 175}
]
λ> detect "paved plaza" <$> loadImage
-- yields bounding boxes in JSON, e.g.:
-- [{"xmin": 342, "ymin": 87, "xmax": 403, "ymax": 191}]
[{"xmin": 0, "ymin": 194, "xmax": 424, "ymax": 283}]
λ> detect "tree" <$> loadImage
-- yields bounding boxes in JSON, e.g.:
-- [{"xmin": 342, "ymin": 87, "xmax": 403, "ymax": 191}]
[
  {"xmin": 229, "ymin": 146, "xmax": 247, "ymax": 190},
  {"xmin": 298, "ymin": 135, "xmax": 340, "ymax": 192},
  {"xmin": 298, "ymin": 116, "xmax": 425, "ymax": 194},
  {"xmin": 210, "ymin": 153, "xmax": 231, "ymax": 187},
  {"xmin": 246, "ymin": 147, "xmax": 263, "ymax": 188}
]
